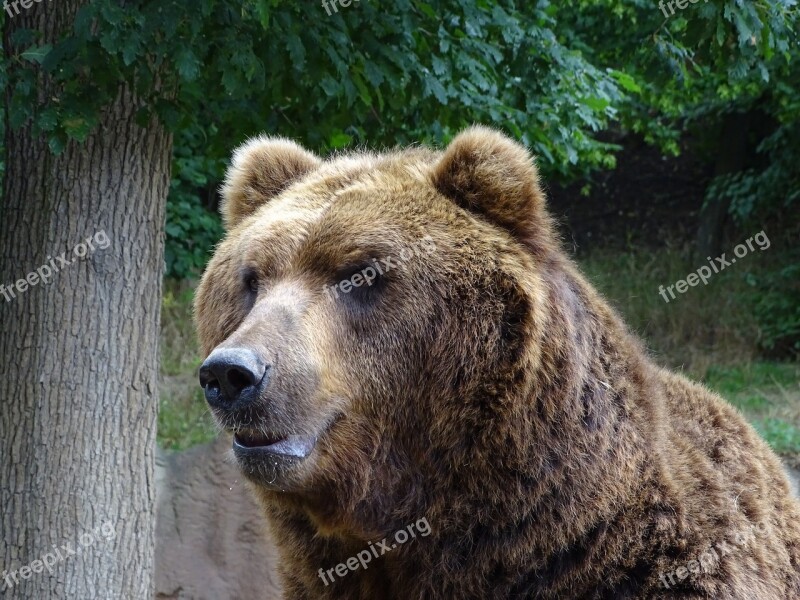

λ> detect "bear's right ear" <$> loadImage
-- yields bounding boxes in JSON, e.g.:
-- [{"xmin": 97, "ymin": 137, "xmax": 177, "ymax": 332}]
[
  {"xmin": 220, "ymin": 135, "xmax": 321, "ymax": 230},
  {"xmin": 432, "ymin": 126, "xmax": 555, "ymax": 257}
]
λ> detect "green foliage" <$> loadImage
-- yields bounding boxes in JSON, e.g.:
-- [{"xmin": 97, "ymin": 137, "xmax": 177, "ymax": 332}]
[
  {"xmin": 707, "ymin": 96, "xmax": 800, "ymax": 225},
  {"xmin": 560, "ymin": 0, "xmax": 799, "ymax": 220},
  {"xmin": 747, "ymin": 259, "xmax": 800, "ymax": 356},
  {"xmin": 4, "ymin": 0, "xmax": 648, "ymax": 270},
  {"xmin": 2, "ymin": 0, "xmax": 633, "ymax": 176},
  {"xmin": 164, "ymin": 0, "xmax": 632, "ymax": 179},
  {"xmin": 754, "ymin": 418, "xmax": 800, "ymax": 455},
  {"xmin": 165, "ymin": 126, "xmax": 226, "ymax": 278},
  {"xmin": 164, "ymin": 195, "xmax": 223, "ymax": 279},
  {"xmin": 705, "ymin": 362, "xmax": 800, "ymax": 455},
  {"xmin": 705, "ymin": 361, "xmax": 799, "ymax": 395}
]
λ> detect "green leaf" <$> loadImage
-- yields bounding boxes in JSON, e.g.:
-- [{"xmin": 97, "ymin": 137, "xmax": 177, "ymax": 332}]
[
  {"xmin": 364, "ymin": 61, "xmax": 385, "ymax": 87},
  {"xmin": 581, "ymin": 97, "xmax": 610, "ymax": 111},
  {"xmin": 72, "ymin": 5, "xmax": 97, "ymax": 40},
  {"xmin": 329, "ymin": 132, "xmax": 352, "ymax": 148},
  {"xmin": 121, "ymin": 37, "xmax": 141, "ymax": 67},
  {"xmin": 175, "ymin": 49, "xmax": 201, "ymax": 82},
  {"xmin": 431, "ymin": 55, "xmax": 448, "ymax": 76},
  {"xmin": 255, "ymin": 1, "xmax": 272, "ymax": 29},
  {"xmin": 607, "ymin": 69, "xmax": 641, "ymax": 94},
  {"xmin": 286, "ymin": 35, "xmax": 305, "ymax": 67},
  {"xmin": 352, "ymin": 72, "xmax": 372, "ymax": 106},
  {"xmin": 41, "ymin": 38, "xmax": 80, "ymax": 72},
  {"xmin": 319, "ymin": 75, "xmax": 340, "ymax": 97},
  {"xmin": 10, "ymin": 28, "xmax": 36, "ymax": 47},
  {"xmin": 165, "ymin": 223, "xmax": 184, "ymax": 237},
  {"xmin": 415, "ymin": 2, "xmax": 437, "ymax": 20},
  {"xmin": 48, "ymin": 133, "xmax": 66, "ymax": 155},
  {"xmin": 424, "ymin": 76, "xmax": 448, "ymax": 104},
  {"xmin": 20, "ymin": 44, "xmax": 52, "ymax": 64},
  {"xmin": 37, "ymin": 108, "xmax": 59, "ymax": 132}
]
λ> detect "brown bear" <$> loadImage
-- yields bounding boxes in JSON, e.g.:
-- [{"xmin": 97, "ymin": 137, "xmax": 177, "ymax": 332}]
[{"xmin": 194, "ymin": 126, "xmax": 800, "ymax": 599}]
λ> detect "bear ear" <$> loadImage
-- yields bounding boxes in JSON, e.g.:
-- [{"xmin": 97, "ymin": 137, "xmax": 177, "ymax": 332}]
[
  {"xmin": 433, "ymin": 126, "xmax": 554, "ymax": 255},
  {"xmin": 220, "ymin": 135, "xmax": 321, "ymax": 229}
]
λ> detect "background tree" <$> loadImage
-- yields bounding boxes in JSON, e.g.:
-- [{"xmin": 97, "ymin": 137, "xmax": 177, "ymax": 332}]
[{"xmin": 0, "ymin": 1, "xmax": 171, "ymax": 597}]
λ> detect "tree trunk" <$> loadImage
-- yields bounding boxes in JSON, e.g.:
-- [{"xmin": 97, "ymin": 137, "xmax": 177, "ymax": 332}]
[
  {"xmin": 0, "ymin": 3, "xmax": 172, "ymax": 598},
  {"xmin": 695, "ymin": 111, "xmax": 750, "ymax": 259}
]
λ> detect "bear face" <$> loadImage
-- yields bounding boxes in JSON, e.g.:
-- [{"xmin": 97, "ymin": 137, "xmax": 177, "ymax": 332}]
[{"xmin": 195, "ymin": 128, "xmax": 556, "ymax": 527}]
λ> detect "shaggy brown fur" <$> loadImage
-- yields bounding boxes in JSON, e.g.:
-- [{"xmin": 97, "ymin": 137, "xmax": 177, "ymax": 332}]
[{"xmin": 195, "ymin": 126, "xmax": 800, "ymax": 599}]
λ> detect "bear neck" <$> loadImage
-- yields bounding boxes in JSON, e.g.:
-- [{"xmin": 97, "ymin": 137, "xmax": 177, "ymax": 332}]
[{"xmin": 379, "ymin": 257, "xmax": 664, "ymax": 594}]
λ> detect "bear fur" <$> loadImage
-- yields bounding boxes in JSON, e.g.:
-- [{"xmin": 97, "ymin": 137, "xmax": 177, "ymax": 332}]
[{"xmin": 195, "ymin": 127, "xmax": 800, "ymax": 599}]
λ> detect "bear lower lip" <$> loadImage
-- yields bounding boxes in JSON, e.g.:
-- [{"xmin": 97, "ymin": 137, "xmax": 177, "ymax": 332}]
[
  {"xmin": 233, "ymin": 430, "xmax": 316, "ymax": 459},
  {"xmin": 234, "ymin": 429, "xmax": 282, "ymax": 448}
]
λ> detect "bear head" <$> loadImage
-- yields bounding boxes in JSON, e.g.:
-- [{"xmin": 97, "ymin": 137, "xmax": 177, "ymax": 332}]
[{"xmin": 195, "ymin": 126, "xmax": 559, "ymax": 537}]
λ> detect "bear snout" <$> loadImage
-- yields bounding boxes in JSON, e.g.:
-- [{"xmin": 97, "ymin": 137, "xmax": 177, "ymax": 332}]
[{"xmin": 198, "ymin": 346, "xmax": 270, "ymax": 410}]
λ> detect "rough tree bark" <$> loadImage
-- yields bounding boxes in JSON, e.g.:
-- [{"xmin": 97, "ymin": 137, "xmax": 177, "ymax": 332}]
[{"xmin": 0, "ymin": 2, "xmax": 172, "ymax": 598}]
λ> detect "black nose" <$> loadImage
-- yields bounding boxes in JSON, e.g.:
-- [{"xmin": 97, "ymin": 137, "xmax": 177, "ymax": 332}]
[{"xmin": 199, "ymin": 348, "xmax": 268, "ymax": 408}]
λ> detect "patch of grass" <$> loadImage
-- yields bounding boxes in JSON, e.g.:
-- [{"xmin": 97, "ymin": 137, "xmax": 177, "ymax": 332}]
[
  {"xmin": 161, "ymin": 280, "xmax": 202, "ymax": 377},
  {"xmin": 158, "ymin": 279, "xmax": 216, "ymax": 450},
  {"xmin": 703, "ymin": 362, "xmax": 800, "ymax": 459},
  {"xmin": 704, "ymin": 362, "xmax": 798, "ymax": 395},
  {"xmin": 578, "ymin": 245, "xmax": 763, "ymax": 375},
  {"xmin": 754, "ymin": 419, "xmax": 800, "ymax": 456},
  {"xmin": 159, "ymin": 385, "xmax": 217, "ymax": 451}
]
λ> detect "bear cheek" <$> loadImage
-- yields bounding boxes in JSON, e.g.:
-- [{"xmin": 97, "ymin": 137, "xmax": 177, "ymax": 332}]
[
  {"xmin": 304, "ymin": 309, "xmax": 354, "ymax": 407},
  {"xmin": 195, "ymin": 282, "xmax": 247, "ymax": 357},
  {"xmin": 195, "ymin": 247, "xmax": 249, "ymax": 356}
]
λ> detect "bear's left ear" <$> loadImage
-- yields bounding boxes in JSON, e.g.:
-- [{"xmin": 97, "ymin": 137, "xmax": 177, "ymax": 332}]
[
  {"xmin": 433, "ymin": 126, "xmax": 554, "ymax": 255},
  {"xmin": 220, "ymin": 135, "xmax": 321, "ymax": 230}
]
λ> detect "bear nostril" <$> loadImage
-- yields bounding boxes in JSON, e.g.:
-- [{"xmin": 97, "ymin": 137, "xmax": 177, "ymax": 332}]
[
  {"xmin": 199, "ymin": 348, "xmax": 268, "ymax": 406},
  {"xmin": 225, "ymin": 365, "xmax": 257, "ymax": 393},
  {"xmin": 198, "ymin": 367, "xmax": 219, "ymax": 390}
]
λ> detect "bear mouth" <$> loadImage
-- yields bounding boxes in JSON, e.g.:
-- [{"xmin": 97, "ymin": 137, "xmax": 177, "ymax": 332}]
[
  {"xmin": 233, "ymin": 429, "xmax": 316, "ymax": 459},
  {"xmin": 227, "ymin": 414, "xmax": 343, "ymax": 489}
]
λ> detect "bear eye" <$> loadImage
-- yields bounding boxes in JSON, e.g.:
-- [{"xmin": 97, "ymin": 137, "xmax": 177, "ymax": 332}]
[
  {"xmin": 326, "ymin": 262, "xmax": 386, "ymax": 305},
  {"xmin": 242, "ymin": 269, "xmax": 259, "ymax": 294}
]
